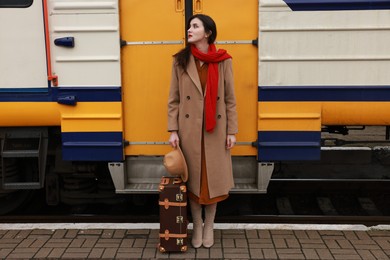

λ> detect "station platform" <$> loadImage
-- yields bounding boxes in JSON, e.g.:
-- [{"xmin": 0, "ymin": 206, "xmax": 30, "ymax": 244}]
[{"xmin": 0, "ymin": 223, "xmax": 389, "ymax": 259}]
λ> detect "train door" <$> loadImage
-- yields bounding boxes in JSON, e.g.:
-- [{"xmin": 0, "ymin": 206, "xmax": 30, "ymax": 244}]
[
  {"xmin": 118, "ymin": 0, "xmax": 270, "ymax": 193},
  {"xmin": 121, "ymin": 0, "xmax": 185, "ymax": 156},
  {"xmin": 0, "ymin": 0, "xmax": 47, "ymax": 90}
]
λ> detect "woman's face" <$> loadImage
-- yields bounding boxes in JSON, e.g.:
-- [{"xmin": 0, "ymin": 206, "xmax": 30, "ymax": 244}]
[{"xmin": 187, "ymin": 18, "xmax": 209, "ymax": 44}]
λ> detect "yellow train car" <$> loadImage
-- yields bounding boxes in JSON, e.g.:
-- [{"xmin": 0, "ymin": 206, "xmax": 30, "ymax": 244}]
[{"xmin": 1, "ymin": 0, "xmax": 390, "ymax": 213}]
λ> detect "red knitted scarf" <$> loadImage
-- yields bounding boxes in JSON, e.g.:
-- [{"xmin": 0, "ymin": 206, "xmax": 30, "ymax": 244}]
[{"xmin": 191, "ymin": 44, "xmax": 232, "ymax": 133}]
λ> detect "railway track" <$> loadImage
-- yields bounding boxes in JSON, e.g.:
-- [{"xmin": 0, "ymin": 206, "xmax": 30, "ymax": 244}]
[{"xmin": 0, "ymin": 180, "xmax": 388, "ymax": 226}]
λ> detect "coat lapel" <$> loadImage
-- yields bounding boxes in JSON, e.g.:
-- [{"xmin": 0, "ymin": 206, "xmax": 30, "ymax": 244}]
[{"xmin": 187, "ymin": 55, "xmax": 203, "ymax": 95}]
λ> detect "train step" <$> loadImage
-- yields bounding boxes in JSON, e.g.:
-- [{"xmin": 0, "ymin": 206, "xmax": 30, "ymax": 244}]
[{"xmin": 0, "ymin": 128, "xmax": 48, "ymax": 190}]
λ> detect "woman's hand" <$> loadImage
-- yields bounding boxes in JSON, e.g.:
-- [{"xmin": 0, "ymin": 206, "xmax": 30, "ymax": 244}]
[
  {"xmin": 169, "ymin": 131, "xmax": 180, "ymax": 148},
  {"xmin": 226, "ymin": 134, "xmax": 236, "ymax": 149}
]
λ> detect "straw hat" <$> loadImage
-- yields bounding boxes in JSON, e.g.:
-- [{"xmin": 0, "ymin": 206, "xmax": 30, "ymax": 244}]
[{"xmin": 163, "ymin": 146, "xmax": 188, "ymax": 182}]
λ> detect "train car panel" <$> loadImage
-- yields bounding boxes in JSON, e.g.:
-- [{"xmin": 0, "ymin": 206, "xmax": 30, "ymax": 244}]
[
  {"xmin": 0, "ymin": 0, "xmax": 47, "ymax": 90},
  {"xmin": 49, "ymin": 0, "xmax": 121, "ymax": 87},
  {"xmin": 258, "ymin": 102, "xmax": 321, "ymax": 131},
  {"xmin": 258, "ymin": 0, "xmax": 390, "ymax": 161},
  {"xmin": 259, "ymin": 1, "xmax": 390, "ymax": 87}
]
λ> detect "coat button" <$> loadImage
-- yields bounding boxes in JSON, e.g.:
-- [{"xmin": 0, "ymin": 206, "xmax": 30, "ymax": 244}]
[
  {"xmin": 217, "ymin": 96, "xmax": 220, "ymax": 101},
  {"xmin": 217, "ymin": 114, "xmax": 221, "ymax": 119},
  {"xmin": 186, "ymin": 96, "xmax": 191, "ymax": 100},
  {"xmin": 185, "ymin": 114, "xmax": 189, "ymax": 118}
]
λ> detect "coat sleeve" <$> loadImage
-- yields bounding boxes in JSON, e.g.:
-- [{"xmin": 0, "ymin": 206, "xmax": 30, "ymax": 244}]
[
  {"xmin": 167, "ymin": 60, "xmax": 180, "ymax": 132},
  {"xmin": 224, "ymin": 58, "xmax": 238, "ymax": 135}
]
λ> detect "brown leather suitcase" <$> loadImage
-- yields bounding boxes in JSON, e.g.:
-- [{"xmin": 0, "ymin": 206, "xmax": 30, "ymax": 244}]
[{"xmin": 158, "ymin": 176, "xmax": 188, "ymax": 253}]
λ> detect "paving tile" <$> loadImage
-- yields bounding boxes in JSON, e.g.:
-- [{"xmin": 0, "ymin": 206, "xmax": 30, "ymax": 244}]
[
  {"xmin": 17, "ymin": 238, "xmax": 36, "ymax": 248},
  {"xmin": 101, "ymin": 229, "xmax": 114, "ymax": 239},
  {"xmin": 343, "ymin": 231, "xmax": 359, "ymax": 240},
  {"xmin": 33, "ymin": 248, "xmax": 52, "ymax": 258},
  {"xmin": 79, "ymin": 229, "xmax": 103, "ymax": 235},
  {"xmin": 246, "ymin": 229, "xmax": 258, "ymax": 239},
  {"xmin": 248, "ymin": 238, "xmax": 274, "ymax": 249},
  {"xmin": 315, "ymin": 249, "xmax": 334, "ymax": 260},
  {"xmin": 69, "ymin": 238, "xmax": 85, "ymax": 247},
  {"xmin": 210, "ymin": 247, "xmax": 223, "ymax": 259},
  {"xmin": 47, "ymin": 248, "xmax": 65, "ymax": 258},
  {"xmin": 222, "ymin": 238, "xmax": 235, "ymax": 247},
  {"xmin": 113, "ymin": 229, "xmax": 126, "ymax": 238},
  {"xmin": 101, "ymin": 248, "xmax": 118, "ymax": 258},
  {"xmin": 324, "ymin": 239, "xmax": 340, "ymax": 249},
  {"xmin": 307, "ymin": 231, "xmax": 321, "ymax": 239},
  {"xmin": 52, "ymin": 229, "xmax": 67, "ymax": 239},
  {"xmin": 356, "ymin": 249, "xmax": 377, "ymax": 260},
  {"xmin": 119, "ymin": 238, "xmax": 134, "ymax": 247},
  {"xmin": 249, "ymin": 248, "xmax": 264, "ymax": 259},
  {"xmin": 30, "ymin": 229, "xmax": 54, "ymax": 235},
  {"xmin": 319, "ymin": 230, "xmax": 344, "ymax": 236},
  {"xmin": 115, "ymin": 248, "xmax": 143, "ymax": 258},
  {"xmin": 143, "ymin": 247, "xmax": 157, "ymax": 258},
  {"xmin": 30, "ymin": 237, "xmax": 48, "ymax": 248},
  {"xmin": 302, "ymin": 248, "xmax": 320, "ymax": 260},
  {"xmin": 235, "ymin": 238, "xmax": 248, "ymax": 248},
  {"xmin": 258, "ymin": 230, "xmax": 271, "ymax": 239},
  {"xmin": 0, "ymin": 242, "xmax": 18, "ymax": 249},
  {"xmin": 273, "ymin": 238, "xmax": 287, "ymax": 248},
  {"xmin": 354, "ymin": 231, "xmax": 371, "ymax": 240},
  {"xmin": 88, "ymin": 248, "xmax": 104, "ymax": 258},
  {"xmin": 287, "ymin": 238, "xmax": 301, "ymax": 248},
  {"xmin": 7, "ymin": 252, "xmax": 38, "ymax": 259},
  {"xmin": 295, "ymin": 230, "xmax": 309, "ymax": 239},
  {"xmin": 15, "ymin": 230, "xmax": 32, "ymax": 239},
  {"xmin": 272, "ymin": 230, "xmax": 294, "ymax": 235},
  {"xmin": 82, "ymin": 238, "xmax": 98, "ymax": 248},
  {"xmin": 350, "ymin": 241, "xmax": 381, "ymax": 250},
  {"xmin": 0, "ymin": 249, "xmax": 12, "ymax": 259},
  {"xmin": 62, "ymin": 253, "xmax": 91, "ymax": 258},
  {"xmin": 222, "ymin": 229, "xmax": 245, "ymax": 235},
  {"xmin": 7, "ymin": 248, "xmax": 38, "ymax": 259},
  {"xmin": 133, "ymin": 238, "xmax": 147, "ymax": 247},
  {"xmin": 195, "ymin": 247, "xmax": 209, "ymax": 259},
  {"xmin": 65, "ymin": 229, "xmax": 78, "ymax": 239},
  {"xmin": 3, "ymin": 231, "xmax": 19, "ymax": 239},
  {"xmin": 263, "ymin": 248, "xmax": 278, "ymax": 259},
  {"xmin": 337, "ymin": 239, "xmax": 354, "ymax": 249},
  {"xmin": 370, "ymin": 249, "xmax": 390, "ymax": 259}
]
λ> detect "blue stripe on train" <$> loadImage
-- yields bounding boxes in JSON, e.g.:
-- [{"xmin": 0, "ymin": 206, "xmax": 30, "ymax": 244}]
[
  {"xmin": 258, "ymin": 131, "xmax": 321, "ymax": 161},
  {"xmin": 283, "ymin": 0, "xmax": 390, "ymax": 11},
  {"xmin": 259, "ymin": 86, "xmax": 390, "ymax": 102},
  {"xmin": 62, "ymin": 132, "xmax": 123, "ymax": 161},
  {"xmin": 0, "ymin": 86, "xmax": 121, "ymax": 102}
]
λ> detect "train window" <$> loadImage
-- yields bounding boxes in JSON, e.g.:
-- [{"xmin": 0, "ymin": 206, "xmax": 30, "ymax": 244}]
[{"xmin": 0, "ymin": 0, "xmax": 33, "ymax": 8}]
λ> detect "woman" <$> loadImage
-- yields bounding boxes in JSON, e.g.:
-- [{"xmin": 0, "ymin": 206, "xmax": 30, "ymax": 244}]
[{"xmin": 167, "ymin": 14, "xmax": 238, "ymax": 248}]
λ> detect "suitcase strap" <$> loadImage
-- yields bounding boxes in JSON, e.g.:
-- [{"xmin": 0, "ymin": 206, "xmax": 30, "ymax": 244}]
[
  {"xmin": 159, "ymin": 198, "xmax": 187, "ymax": 209},
  {"xmin": 159, "ymin": 229, "xmax": 187, "ymax": 241}
]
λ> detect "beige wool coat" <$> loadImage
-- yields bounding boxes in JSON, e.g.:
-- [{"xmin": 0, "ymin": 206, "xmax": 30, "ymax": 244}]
[{"xmin": 167, "ymin": 54, "xmax": 238, "ymax": 199}]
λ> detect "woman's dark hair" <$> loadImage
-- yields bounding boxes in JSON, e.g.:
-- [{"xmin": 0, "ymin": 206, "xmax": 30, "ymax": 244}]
[{"xmin": 174, "ymin": 14, "xmax": 217, "ymax": 70}]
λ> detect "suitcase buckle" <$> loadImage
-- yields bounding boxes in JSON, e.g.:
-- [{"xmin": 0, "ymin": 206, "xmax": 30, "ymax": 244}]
[
  {"xmin": 176, "ymin": 194, "xmax": 183, "ymax": 201},
  {"xmin": 176, "ymin": 216, "xmax": 183, "ymax": 223},
  {"xmin": 176, "ymin": 238, "xmax": 184, "ymax": 245}
]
